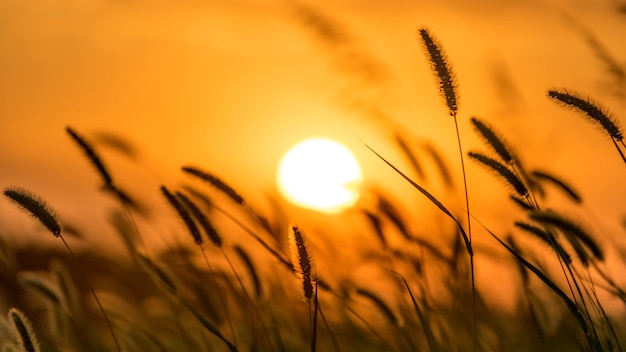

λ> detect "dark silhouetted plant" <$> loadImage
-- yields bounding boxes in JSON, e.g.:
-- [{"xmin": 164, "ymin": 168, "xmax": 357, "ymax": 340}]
[{"xmin": 3, "ymin": 188, "xmax": 121, "ymax": 351}]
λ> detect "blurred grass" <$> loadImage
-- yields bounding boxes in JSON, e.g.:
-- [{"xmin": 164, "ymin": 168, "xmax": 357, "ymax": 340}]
[{"xmin": 1, "ymin": 3, "xmax": 626, "ymax": 351}]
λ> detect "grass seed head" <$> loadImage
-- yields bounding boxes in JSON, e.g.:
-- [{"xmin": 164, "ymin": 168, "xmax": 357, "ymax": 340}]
[
  {"xmin": 515, "ymin": 221, "xmax": 572, "ymax": 265},
  {"xmin": 468, "ymin": 152, "xmax": 528, "ymax": 197},
  {"xmin": 530, "ymin": 210, "xmax": 603, "ymax": 264},
  {"xmin": 66, "ymin": 127, "xmax": 114, "ymax": 188},
  {"xmin": 4, "ymin": 188, "xmax": 61, "ymax": 237},
  {"xmin": 161, "ymin": 186, "xmax": 203, "ymax": 246},
  {"xmin": 182, "ymin": 167, "xmax": 245, "ymax": 205},
  {"xmin": 418, "ymin": 27, "xmax": 459, "ymax": 117},
  {"xmin": 289, "ymin": 226, "xmax": 314, "ymax": 301},
  {"xmin": 176, "ymin": 192, "xmax": 222, "ymax": 247},
  {"xmin": 547, "ymin": 89, "xmax": 623, "ymax": 141},
  {"xmin": 8, "ymin": 308, "xmax": 40, "ymax": 352}
]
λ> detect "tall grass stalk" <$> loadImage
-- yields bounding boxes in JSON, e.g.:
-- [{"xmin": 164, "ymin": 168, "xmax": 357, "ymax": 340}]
[
  {"xmin": 385, "ymin": 269, "xmax": 437, "ymax": 352},
  {"xmin": 3, "ymin": 188, "xmax": 122, "ymax": 352},
  {"xmin": 177, "ymin": 190, "xmax": 275, "ymax": 348},
  {"xmin": 482, "ymin": 222, "xmax": 603, "ymax": 351},
  {"xmin": 418, "ymin": 27, "xmax": 475, "ymax": 349},
  {"xmin": 468, "ymin": 117, "xmax": 604, "ymax": 345},
  {"xmin": 161, "ymin": 186, "xmax": 239, "ymax": 348},
  {"xmin": 4, "ymin": 21, "xmax": 626, "ymax": 352},
  {"xmin": 547, "ymin": 89, "xmax": 626, "ymax": 165},
  {"xmin": 66, "ymin": 126, "xmax": 149, "ymax": 257},
  {"xmin": 289, "ymin": 226, "xmax": 318, "ymax": 351},
  {"xmin": 197, "ymin": 193, "xmax": 293, "ymax": 271}
]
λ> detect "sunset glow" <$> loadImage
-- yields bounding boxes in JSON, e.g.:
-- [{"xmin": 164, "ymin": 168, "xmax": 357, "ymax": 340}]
[
  {"xmin": 1, "ymin": 1, "xmax": 626, "ymax": 350},
  {"xmin": 277, "ymin": 138, "xmax": 362, "ymax": 213}
]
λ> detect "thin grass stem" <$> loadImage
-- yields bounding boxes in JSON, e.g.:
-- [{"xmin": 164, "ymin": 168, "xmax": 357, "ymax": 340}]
[
  {"xmin": 315, "ymin": 294, "xmax": 339, "ymax": 352},
  {"xmin": 311, "ymin": 278, "xmax": 319, "ymax": 352},
  {"xmin": 200, "ymin": 248, "xmax": 238, "ymax": 349},
  {"xmin": 453, "ymin": 116, "xmax": 476, "ymax": 351},
  {"xmin": 59, "ymin": 236, "xmax": 121, "ymax": 351}
]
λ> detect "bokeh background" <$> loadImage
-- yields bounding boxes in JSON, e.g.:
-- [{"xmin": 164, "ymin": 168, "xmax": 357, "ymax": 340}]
[{"xmin": 1, "ymin": 0, "xmax": 625, "ymax": 309}]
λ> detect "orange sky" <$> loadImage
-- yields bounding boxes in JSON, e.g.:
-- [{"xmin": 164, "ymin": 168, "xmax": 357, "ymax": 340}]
[{"xmin": 1, "ymin": 0, "xmax": 625, "ymax": 263}]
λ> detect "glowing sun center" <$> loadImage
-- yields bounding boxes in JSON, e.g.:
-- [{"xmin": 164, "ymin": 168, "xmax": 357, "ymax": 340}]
[{"xmin": 277, "ymin": 138, "xmax": 363, "ymax": 213}]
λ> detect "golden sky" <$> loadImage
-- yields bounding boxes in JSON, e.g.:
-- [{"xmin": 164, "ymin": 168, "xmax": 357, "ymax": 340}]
[{"xmin": 1, "ymin": 0, "xmax": 625, "ymax": 252}]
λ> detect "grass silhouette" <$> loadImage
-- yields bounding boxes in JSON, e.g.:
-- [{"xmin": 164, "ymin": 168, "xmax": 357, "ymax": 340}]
[{"xmin": 1, "ymin": 18, "xmax": 626, "ymax": 352}]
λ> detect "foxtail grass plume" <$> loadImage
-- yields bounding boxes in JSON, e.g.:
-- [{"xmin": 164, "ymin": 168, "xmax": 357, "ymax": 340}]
[
  {"xmin": 182, "ymin": 167, "xmax": 245, "ymax": 205},
  {"xmin": 161, "ymin": 186, "xmax": 203, "ymax": 246},
  {"xmin": 530, "ymin": 210, "xmax": 603, "ymax": 264},
  {"xmin": 418, "ymin": 27, "xmax": 459, "ymax": 117},
  {"xmin": 66, "ymin": 127, "xmax": 114, "ymax": 188},
  {"xmin": 468, "ymin": 152, "xmax": 528, "ymax": 197},
  {"xmin": 176, "ymin": 192, "xmax": 223, "ymax": 247},
  {"xmin": 470, "ymin": 117, "xmax": 515, "ymax": 164},
  {"xmin": 547, "ymin": 90, "xmax": 623, "ymax": 141},
  {"xmin": 289, "ymin": 226, "xmax": 315, "ymax": 301},
  {"xmin": 8, "ymin": 308, "xmax": 40, "ymax": 352},
  {"xmin": 4, "ymin": 188, "xmax": 61, "ymax": 237}
]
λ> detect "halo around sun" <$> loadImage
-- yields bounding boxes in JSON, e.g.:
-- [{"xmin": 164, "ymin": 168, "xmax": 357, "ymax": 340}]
[{"xmin": 277, "ymin": 138, "xmax": 363, "ymax": 213}]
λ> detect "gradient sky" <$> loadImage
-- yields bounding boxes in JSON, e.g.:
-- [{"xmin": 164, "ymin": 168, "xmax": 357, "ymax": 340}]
[{"xmin": 1, "ymin": 0, "xmax": 625, "ymax": 260}]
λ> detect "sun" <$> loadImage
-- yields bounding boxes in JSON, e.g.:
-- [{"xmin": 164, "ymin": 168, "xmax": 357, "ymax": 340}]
[{"xmin": 277, "ymin": 138, "xmax": 363, "ymax": 213}]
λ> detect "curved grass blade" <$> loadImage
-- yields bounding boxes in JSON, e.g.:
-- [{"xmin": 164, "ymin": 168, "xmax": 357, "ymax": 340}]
[
  {"xmin": 530, "ymin": 170, "xmax": 581, "ymax": 203},
  {"xmin": 180, "ymin": 299, "xmax": 238, "ymax": 352},
  {"xmin": 483, "ymin": 224, "xmax": 601, "ymax": 351},
  {"xmin": 362, "ymin": 210, "xmax": 387, "ymax": 248},
  {"xmin": 364, "ymin": 143, "xmax": 471, "ymax": 255},
  {"xmin": 355, "ymin": 288, "xmax": 397, "ymax": 326},
  {"xmin": 233, "ymin": 245, "xmax": 262, "ymax": 298},
  {"xmin": 376, "ymin": 195, "xmax": 411, "ymax": 241},
  {"xmin": 509, "ymin": 195, "xmax": 533, "ymax": 211},
  {"xmin": 18, "ymin": 273, "xmax": 62, "ymax": 306},
  {"xmin": 422, "ymin": 142, "xmax": 454, "ymax": 189},
  {"xmin": 385, "ymin": 269, "xmax": 437, "ymax": 352}
]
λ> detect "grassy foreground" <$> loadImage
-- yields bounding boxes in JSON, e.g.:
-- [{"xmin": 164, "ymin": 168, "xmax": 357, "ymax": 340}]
[{"xmin": 1, "ymin": 21, "xmax": 626, "ymax": 352}]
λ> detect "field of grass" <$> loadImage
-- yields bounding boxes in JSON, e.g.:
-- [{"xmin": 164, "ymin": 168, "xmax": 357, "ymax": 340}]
[{"xmin": 1, "ymin": 4, "xmax": 626, "ymax": 352}]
